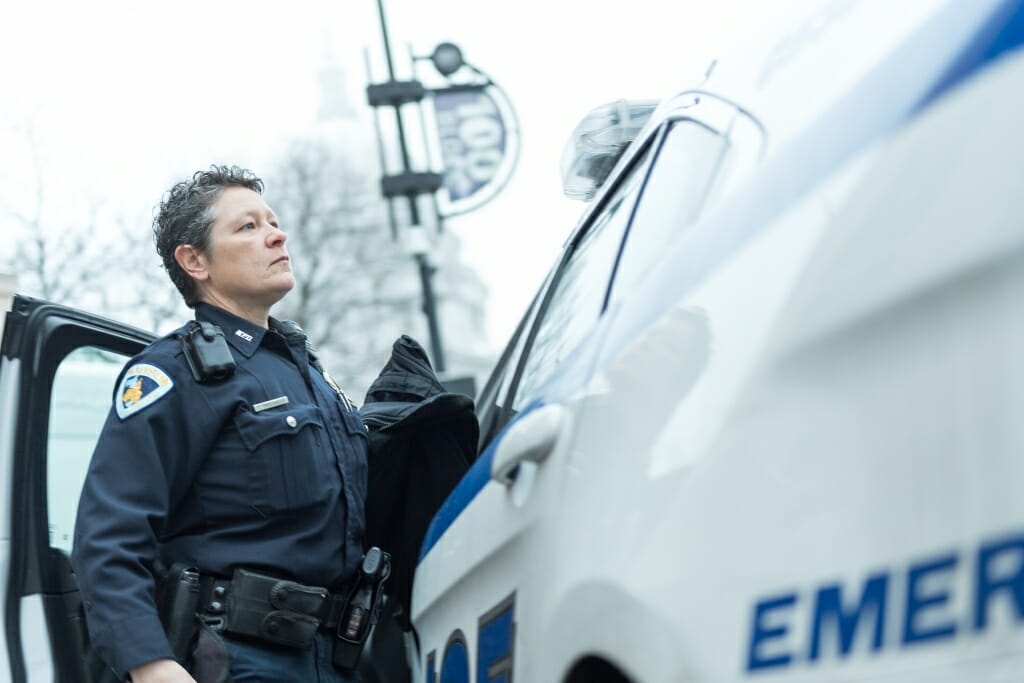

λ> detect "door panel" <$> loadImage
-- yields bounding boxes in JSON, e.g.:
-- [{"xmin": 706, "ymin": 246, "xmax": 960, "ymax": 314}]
[
  {"xmin": 1, "ymin": 296, "xmax": 152, "ymax": 682},
  {"xmin": 413, "ymin": 140, "xmax": 659, "ymax": 681}
]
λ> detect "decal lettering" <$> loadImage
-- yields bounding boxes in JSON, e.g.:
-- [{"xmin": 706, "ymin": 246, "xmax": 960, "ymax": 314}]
[
  {"xmin": 477, "ymin": 595, "xmax": 515, "ymax": 683},
  {"xmin": 746, "ymin": 530, "xmax": 1024, "ymax": 672},
  {"xmin": 424, "ymin": 651, "xmax": 436, "ymax": 683},
  {"xmin": 975, "ymin": 533, "xmax": 1024, "ymax": 629},
  {"xmin": 808, "ymin": 573, "xmax": 887, "ymax": 660},
  {"xmin": 440, "ymin": 630, "xmax": 470, "ymax": 683},
  {"xmin": 425, "ymin": 593, "xmax": 516, "ymax": 683},
  {"xmin": 747, "ymin": 594, "xmax": 796, "ymax": 671},
  {"xmin": 902, "ymin": 554, "xmax": 957, "ymax": 645}
]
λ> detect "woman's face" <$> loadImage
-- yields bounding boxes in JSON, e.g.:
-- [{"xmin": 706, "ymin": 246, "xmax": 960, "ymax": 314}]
[{"xmin": 196, "ymin": 186, "xmax": 294, "ymax": 311}]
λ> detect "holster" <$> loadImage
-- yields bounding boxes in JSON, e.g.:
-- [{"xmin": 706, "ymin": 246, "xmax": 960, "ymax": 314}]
[
  {"xmin": 333, "ymin": 547, "xmax": 391, "ymax": 672},
  {"xmin": 155, "ymin": 563, "xmax": 201, "ymax": 664}
]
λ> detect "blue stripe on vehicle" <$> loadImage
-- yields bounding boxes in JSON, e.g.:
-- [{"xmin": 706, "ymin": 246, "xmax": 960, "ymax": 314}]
[
  {"xmin": 419, "ymin": 400, "xmax": 545, "ymax": 562},
  {"xmin": 419, "ymin": 440, "xmax": 501, "ymax": 561},
  {"xmin": 917, "ymin": 0, "xmax": 1024, "ymax": 110},
  {"xmin": 417, "ymin": 0, "xmax": 1024, "ymax": 566}
]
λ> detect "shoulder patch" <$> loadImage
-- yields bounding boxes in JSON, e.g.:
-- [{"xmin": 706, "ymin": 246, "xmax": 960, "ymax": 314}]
[{"xmin": 115, "ymin": 363, "xmax": 175, "ymax": 420}]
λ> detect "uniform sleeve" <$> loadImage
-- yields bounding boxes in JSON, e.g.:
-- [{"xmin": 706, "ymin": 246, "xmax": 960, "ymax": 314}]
[{"xmin": 70, "ymin": 348, "xmax": 223, "ymax": 678}]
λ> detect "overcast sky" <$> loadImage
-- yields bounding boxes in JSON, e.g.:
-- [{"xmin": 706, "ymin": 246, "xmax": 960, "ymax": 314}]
[{"xmin": 0, "ymin": 0, "xmax": 808, "ymax": 347}]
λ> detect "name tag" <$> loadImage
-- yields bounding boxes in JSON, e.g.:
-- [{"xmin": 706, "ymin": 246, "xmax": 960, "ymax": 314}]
[{"xmin": 253, "ymin": 396, "xmax": 289, "ymax": 412}]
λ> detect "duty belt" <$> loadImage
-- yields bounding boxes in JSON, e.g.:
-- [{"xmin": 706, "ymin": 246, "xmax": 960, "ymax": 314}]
[{"xmin": 198, "ymin": 569, "xmax": 353, "ymax": 649}]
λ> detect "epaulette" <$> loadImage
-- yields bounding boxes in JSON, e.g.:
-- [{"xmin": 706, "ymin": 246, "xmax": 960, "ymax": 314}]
[{"xmin": 273, "ymin": 319, "xmax": 357, "ymax": 410}]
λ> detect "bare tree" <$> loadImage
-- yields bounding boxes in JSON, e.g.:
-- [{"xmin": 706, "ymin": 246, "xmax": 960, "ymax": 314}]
[
  {"xmin": 1, "ymin": 177, "xmax": 184, "ymax": 334},
  {"xmin": 0, "ymin": 126, "xmax": 184, "ymax": 333},
  {"xmin": 0, "ymin": 125, "xmax": 119, "ymax": 316},
  {"xmin": 267, "ymin": 139, "xmax": 427, "ymax": 398},
  {"xmin": 1, "ymin": 179, "xmax": 113, "ymax": 312},
  {"xmin": 104, "ymin": 214, "xmax": 190, "ymax": 334}
]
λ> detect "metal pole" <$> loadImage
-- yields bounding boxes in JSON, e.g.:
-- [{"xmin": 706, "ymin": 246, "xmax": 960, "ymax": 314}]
[
  {"xmin": 415, "ymin": 252, "xmax": 445, "ymax": 371},
  {"xmin": 374, "ymin": 0, "xmax": 446, "ymax": 371},
  {"xmin": 409, "ymin": 42, "xmax": 447, "ymax": 236},
  {"xmin": 364, "ymin": 48, "xmax": 399, "ymax": 241}
]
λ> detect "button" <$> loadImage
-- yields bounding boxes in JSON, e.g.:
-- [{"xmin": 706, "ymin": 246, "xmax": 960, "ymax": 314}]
[
  {"xmin": 213, "ymin": 585, "xmax": 227, "ymax": 598},
  {"xmin": 286, "ymin": 416, "xmax": 297, "ymax": 428}
]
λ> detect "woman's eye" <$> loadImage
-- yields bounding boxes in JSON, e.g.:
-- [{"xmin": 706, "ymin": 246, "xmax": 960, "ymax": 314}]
[{"xmin": 240, "ymin": 222, "xmax": 256, "ymax": 231}]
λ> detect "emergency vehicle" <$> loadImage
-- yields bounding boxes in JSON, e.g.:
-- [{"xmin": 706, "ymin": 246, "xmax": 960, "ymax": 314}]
[
  {"xmin": 410, "ymin": 1, "xmax": 1024, "ymax": 681},
  {"xmin": 1, "ymin": 0, "xmax": 1023, "ymax": 681}
]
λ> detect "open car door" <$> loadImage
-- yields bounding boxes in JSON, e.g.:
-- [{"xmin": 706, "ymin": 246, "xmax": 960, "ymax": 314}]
[{"xmin": 0, "ymin": 295, "xmax": 153, "ymax": 682}]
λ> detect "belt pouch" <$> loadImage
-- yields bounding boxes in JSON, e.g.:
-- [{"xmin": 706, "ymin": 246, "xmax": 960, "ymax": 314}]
[{"xmin": 224, "ymin": 569, "xmax": 324, "ymax": 649}]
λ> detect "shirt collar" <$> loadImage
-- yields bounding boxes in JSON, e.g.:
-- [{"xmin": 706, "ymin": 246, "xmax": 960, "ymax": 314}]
[{"xmin": 194, "ymin": 303, "xmax": 267, "ymax": 358}]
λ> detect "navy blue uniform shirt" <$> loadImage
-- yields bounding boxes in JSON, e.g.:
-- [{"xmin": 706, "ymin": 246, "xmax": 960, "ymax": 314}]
[{"xmin": 71, "ymin": 303, "xmax": 368, "ymax": 678}]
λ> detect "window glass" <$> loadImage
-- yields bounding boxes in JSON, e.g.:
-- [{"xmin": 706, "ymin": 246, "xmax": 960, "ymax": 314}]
[
  {"xmin": 475, "ymin": 279, "xmax": 548, "ymax": 451},
  {"xmin": 609, "ymin": 119, "xmax": 728, "ymax": 305},
  {"xmin": 512, "ymin": 148, "xmax": 652, "ymax": 410},
  {"xmin": 48, "ymin": 346, "xmax": 125, "ymax": 553}
]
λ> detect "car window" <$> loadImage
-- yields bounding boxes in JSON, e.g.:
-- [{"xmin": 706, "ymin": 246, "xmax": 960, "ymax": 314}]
[
  {"xmin": 608, "ymin": 118, "xmax": 729, "ymax": 305},
  {"xmin": 510, "ymin": 146, "xmax": 653, "ymax": 411},
  {"xmin": 475, "ymin": 276, "xmax": 549, "ymax": 451},
  {"xmin": 47, "ymin": 346, "xmax": 125, "ymax": 554}
]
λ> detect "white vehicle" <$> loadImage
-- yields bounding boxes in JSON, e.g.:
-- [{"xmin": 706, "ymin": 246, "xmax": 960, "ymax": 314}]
[
  {"xmin": 1, "ymin": 1, "xmax": 1023, "ymax": 681},
  {"xmin": 409, "ymin": 1, "xmax": 1024, "ymax": 682}
]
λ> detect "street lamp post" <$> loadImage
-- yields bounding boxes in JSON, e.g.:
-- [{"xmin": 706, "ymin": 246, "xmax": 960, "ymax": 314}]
[
  {"xmin": 367, "ymin": 0, "xmax": 446, "ymax": 372},
  {"xmin": 366, "ymin": 0, "xmax": 520, "ymax": 378}
]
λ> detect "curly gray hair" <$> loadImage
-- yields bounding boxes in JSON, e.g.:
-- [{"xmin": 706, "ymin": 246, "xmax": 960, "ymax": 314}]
[{"xmin": 153, "ymin": 165, "xmax": 264, "ymax": 307}]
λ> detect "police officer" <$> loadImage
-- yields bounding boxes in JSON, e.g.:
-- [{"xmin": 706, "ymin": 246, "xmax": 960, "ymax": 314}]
[{"xmin": 71, "ymin": 166, "xmax": 368, "ymax": 682}]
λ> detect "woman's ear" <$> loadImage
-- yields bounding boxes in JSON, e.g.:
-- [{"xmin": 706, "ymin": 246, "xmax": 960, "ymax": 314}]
[{"xmin": 174, "ymin": 245, "xmax": 210, "ymax": 283}]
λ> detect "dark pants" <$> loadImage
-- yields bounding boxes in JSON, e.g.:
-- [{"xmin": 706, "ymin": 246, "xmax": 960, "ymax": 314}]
[{"xmin": 221, "ymin": 631, "xmax": 360, "ymax": 683}]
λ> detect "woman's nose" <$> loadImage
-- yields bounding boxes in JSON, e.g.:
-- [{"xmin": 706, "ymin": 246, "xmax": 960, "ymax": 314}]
[{"xmin": 267, "ymin": 225, "xmax": 287, "ymax": 246}]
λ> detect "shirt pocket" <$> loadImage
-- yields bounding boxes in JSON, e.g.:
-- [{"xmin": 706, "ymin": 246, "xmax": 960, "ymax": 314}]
[
  {"xmin": 233, "ymin": 403, "xmax": 333, "ymax": 513},
  {"xmin": 341, "ymin": 409, "xmax": 369, "ymax": 463},
  {"xmin": 340, "ymin": 408, "xmax": 369, "ymax": 500},
  {"xmin": 340, "ymin": 408, "xmax": 368, "ymax": 441}
]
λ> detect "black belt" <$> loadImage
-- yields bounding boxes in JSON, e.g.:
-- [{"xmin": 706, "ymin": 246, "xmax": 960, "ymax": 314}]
[{"xmin": 198, "ymin": 569, "xmax": 354, "ymax": 648}]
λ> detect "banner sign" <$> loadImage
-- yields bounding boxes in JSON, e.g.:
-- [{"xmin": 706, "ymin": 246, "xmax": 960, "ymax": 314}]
[{"xmin": 432, "ymin": 86, "xmax": 514, "ymax": 213}]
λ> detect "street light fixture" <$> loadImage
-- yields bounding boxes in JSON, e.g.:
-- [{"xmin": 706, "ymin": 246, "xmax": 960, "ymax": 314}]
[{"xmin": 429, "ymin": 42, "xmax": 465, "ymax": 77}]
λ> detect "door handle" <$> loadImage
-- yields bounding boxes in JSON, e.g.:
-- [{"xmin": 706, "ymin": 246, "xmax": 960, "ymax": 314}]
[{"xmin": 491, "ymin": 404, "xmax": 566, "ymax": 486}]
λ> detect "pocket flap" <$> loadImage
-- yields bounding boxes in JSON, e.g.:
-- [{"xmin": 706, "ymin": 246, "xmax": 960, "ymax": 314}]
[
  {"xmin": 234, "ymin": 403, "xmax": 325, "ymax": 451},
  {"xmin": 342, "ymin": 409, "xmax": 368, "ymax": 437},
  {"xmin": 339, "ymin": 411, "xmax": 368, "ymax": 438}
]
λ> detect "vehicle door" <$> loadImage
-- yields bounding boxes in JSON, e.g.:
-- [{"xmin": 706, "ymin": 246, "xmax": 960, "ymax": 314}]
[
  {"xmin": 410, "ymin": 131, "xmax": 663, "ymax": 681},
  {"xmin": 0, "ymin": 295, "xmax": 152, "ymax": 682}
]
